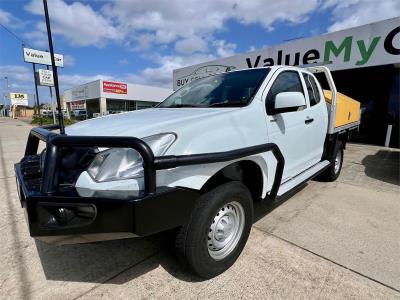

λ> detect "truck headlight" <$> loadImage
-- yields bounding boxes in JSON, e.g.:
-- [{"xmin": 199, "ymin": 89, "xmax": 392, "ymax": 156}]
[{"xmin": 87, "ymin": 133, "xmax": 176, "ymax": 182}]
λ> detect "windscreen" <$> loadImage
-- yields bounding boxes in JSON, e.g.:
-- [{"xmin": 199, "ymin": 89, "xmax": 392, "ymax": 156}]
[{"xmin": 159, "ymin": 68, "xmax": 270, "ymax": 108}]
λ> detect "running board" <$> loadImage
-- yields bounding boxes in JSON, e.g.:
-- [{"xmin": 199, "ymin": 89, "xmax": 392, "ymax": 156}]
[{"xmin": 277, "ymin": 160, "xmax": 330, "ymax": 197}]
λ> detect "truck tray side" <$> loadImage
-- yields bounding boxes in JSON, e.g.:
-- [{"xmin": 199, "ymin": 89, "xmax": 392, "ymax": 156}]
[{"xmin": 323, "ymin": 90, "xmax": 361, "ymax": 129}]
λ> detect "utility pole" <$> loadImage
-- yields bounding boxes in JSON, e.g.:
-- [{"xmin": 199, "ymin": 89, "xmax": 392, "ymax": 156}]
[
  {"xmin": 32, "ymin": 63, "xmax": 42, "ymax": 125},
  {"xmin": 46, "ymin": 64, "xmax": 56, "ymax": 124},
  {"xmin": 43, "ymin": 0, "xmax": 65, "ymax": 133}
]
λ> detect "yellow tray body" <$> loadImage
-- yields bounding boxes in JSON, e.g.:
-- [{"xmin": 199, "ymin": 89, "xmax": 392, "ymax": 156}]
[{"xmin": 323, "ymin": 90, "xmax": 361, "ymax": 128}]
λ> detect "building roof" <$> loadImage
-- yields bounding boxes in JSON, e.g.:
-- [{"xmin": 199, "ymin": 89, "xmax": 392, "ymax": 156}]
[{"xmin": 64, "ymin": 80, "xmax": 172, "ymax": 103}]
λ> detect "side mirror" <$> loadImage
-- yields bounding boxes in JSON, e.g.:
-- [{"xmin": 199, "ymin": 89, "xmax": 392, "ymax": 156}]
[{"xmin": 274, "ymin": 92, "xmax": 306, "ymax": 112}]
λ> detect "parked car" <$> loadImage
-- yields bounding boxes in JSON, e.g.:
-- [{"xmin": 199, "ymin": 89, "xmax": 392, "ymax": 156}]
[
  {"xmin": 72, "ymin": 109, "xmax": 87, "ymax": 120},
  {"xmin": 15, "ymin": 66, "xmax": 360, "ymax": 278}
]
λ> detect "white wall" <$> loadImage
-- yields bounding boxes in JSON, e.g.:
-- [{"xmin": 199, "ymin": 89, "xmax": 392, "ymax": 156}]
[
  {"xmin": 100, "ymin": 81, "xmax": 171, "ymax": 103},
  {"xmin": 64, "ymin": 80, "xmax": 172, "ymax": 103}
]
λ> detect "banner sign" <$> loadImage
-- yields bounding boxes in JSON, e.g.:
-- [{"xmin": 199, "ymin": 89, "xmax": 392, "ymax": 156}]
[
  {"xmin": 102, "ymin": 81, "xmax": 128, "ymax": 94},
  {"xmin": 38, "ymin": 69, "xmax": 54, "ymax": 86},
  {"xmin": 23, "ymin": 48, "xmax": 64, "ymax": 67},
  {"xmin": 173, "ymin": 17, "xmax": 400, "ymax": 89},
  {"xmin": 70, "ymin": 100, "xmax": 85, "ymax": 110},
  {"xmin": 10, "ymin": 93, "xmax": 28, "ymax": 106}
]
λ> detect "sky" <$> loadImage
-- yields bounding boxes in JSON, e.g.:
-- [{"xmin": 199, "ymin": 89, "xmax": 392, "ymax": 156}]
[{"xmin": 0, "ymin": 0, "xmax": 399, "ymax": 106}]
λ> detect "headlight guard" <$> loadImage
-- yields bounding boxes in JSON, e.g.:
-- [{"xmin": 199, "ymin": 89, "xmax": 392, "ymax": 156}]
[{"xmin": 87, "ymin": 133, "xmax": 176, "ymax": 182}]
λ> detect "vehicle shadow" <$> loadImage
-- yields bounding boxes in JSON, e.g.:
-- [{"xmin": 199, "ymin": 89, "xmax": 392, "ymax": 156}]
[
  {"xmin": 361, "ymin": 150, "xmax": 400, "ymax": 186},
  {"xmin": 35, "ymin": 186, "xmax": 306, "ymax": 284}
]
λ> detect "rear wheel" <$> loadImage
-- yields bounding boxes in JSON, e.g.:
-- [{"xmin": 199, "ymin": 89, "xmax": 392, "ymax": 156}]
[
  {"xmin": 175, "ymin": 181, "xmax": 253, "ymax": 278},
  {"xmin": 319, "ymin": 141, "xmax": 343, "ymax": 181}
]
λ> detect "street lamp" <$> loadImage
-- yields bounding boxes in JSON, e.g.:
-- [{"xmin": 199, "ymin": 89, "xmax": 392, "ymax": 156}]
[{"xmin": 1, "ymin": 77, "xmax": 10, "ymax": 116}]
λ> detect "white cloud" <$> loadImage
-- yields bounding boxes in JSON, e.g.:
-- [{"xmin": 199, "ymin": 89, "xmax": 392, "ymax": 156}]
[
  {"xmin": 0, "ymin": 9, "xmax": 12, "ymax": 24},
  {"xmin": 22, "ymin": 0, "xmax": 322, "ymax": 50},
  {"xmin": 119, "ymin": 58, "xmax": 129, "ymax": 65},
  {"xmin": 213, "ymin": 39, "xmax": 236, "ymax": 57},
  {"xmin": 64, "ymin": 54, "xmax": 75, "ymax": 67},
  {"xmin": 127, "ymin": 53, "xmax": 216, "ymax": 88},
  {"xmin": 0, "ymin": 65, "xmax": 32, "ymax": 87},
  {"xmin": 22, "ymin": 28, "xmax": 48, "ymax": 48},
  {"xmin": 323, "ymin": 0, "xmax": 400, "ymax": 32},
  {"xmin": 175, "ymin": 36, "xmax": 208, "ymax": 54},
  {"xmin": 0, "ymin": 9, "xmax": 26, "ymax": 29},
  {"xmin": 59, "ymin": 73, "xmax": 114, "ymax": 89},
  {"xmin": 25, "ymin": 0, "xmax": 123, "ymax": 47},
  {"xmin": 102, "ymin": 0, "xmax": 320, "ymax": 49}
]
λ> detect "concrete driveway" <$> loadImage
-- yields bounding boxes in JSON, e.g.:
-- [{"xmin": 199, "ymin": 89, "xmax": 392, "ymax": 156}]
[{"xmin": 0, "ymin": 117, "xmax": 399, "ymax": 299}]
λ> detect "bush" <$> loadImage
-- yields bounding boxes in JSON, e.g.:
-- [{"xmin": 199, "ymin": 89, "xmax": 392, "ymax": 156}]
[{"xmin": 31, "ymin": 116, "xmax": 77, "ymax": 126}]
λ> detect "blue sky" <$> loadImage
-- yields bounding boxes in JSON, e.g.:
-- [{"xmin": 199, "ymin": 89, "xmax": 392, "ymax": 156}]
[{"xmin": 0, "ymin": 0, "xmax": 398, "ymax": 106}]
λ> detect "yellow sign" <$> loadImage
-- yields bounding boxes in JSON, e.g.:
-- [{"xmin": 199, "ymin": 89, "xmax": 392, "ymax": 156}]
[{"xmin": 10, "ymin": 93, "xmax": 28, "ymax": 106}]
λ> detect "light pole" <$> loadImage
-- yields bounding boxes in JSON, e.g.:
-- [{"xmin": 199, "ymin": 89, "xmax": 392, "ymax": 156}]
[{"xmin": 4, "ymin": 76, "xmax": 10, "ymax": 117}]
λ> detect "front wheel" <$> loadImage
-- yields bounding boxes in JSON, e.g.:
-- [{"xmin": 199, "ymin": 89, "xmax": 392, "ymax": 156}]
[
  {"xmin": 318, "ymin": 141, "xmax": 343, "ymax": 182},
  {"xmin": 175, "ymin": 181, "xmax": 253, "ymax": 278}
]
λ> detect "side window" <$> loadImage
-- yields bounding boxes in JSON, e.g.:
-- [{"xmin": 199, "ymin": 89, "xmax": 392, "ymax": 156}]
[
  {"xmin": 266, "ymin": 71, "xmax": 304, "ymax": 114},
  {"xmin": 303, "ymin": 73, "xmax": 321, "ymax": 106}
]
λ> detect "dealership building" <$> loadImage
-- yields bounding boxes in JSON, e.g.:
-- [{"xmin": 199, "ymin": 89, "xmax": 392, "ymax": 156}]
[
  {"xmin": 64, "ymin": 80, "xmax": 172, "ymax": 118},
  {"xmin": 173, "ymin": 17, "xmax": 400, "ymax": 148}
]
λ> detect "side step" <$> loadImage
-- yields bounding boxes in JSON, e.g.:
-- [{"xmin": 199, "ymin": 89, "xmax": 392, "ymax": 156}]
[{"xmin": 277, "ymin": 160, "xmax": 330, "ymax": 197}]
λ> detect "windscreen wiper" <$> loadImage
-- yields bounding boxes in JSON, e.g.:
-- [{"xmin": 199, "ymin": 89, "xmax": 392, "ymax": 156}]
[
  {"xmin": 207, "ymin": 101, "xmax": 247, "ymax": 107},
  {"xmin": 166, "ymin": 104, "xmax": 203, "ymax": 108}
]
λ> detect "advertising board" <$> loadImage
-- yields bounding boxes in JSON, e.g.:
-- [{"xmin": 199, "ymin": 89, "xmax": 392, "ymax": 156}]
[
  {"xmin": 23, "ymin": 48, "xmax": 64, "ymax": 67},
  {"xmin": 10, "ymin": 93, "xmax": 28, "ymax": 106},
  {"xmin": 173, "ymin": 18, "xmax": 400, "ymax": 90},
  {"xmin": 102, "ymin": 81, "xmax": 128, "ymax": 94},
  {"xmin": 38, "ymin": 69, "xmax": 54, "ymax": 86}
]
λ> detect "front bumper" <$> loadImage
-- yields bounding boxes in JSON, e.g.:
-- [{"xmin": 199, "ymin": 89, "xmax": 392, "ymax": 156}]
[{"xmin": 15, "ymin": 162, "xmax": 199, "ymax": 244}]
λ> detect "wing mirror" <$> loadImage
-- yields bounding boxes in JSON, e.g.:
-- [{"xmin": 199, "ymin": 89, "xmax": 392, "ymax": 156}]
[{"xmin": 273, "ymin": 92, "xmax": 306, "ymax": 113}]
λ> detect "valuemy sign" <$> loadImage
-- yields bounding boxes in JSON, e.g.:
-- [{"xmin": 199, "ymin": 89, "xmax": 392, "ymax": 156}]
[
  {"xmin": 173, "ymin": 17, "xmax": 400, "ymax": 90},
  {"xmin": 10, "ymin": 93, "xmax": 28, "ymax": 106},
  {"xmin": 23, "ymin": 48, "xmax": 64, "ymax": 67},
  {"xmin": 102, "ymin": 81, "xmax": 128, "ymax": 94}
]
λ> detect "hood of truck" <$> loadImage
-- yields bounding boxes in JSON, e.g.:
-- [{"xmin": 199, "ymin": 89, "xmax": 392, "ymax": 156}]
[{"xmin": 66, "ymin": 107, "xmax": 236, "ymax": 138}]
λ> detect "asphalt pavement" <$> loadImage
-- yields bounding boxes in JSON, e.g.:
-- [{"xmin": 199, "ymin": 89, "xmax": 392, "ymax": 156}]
[{"xmin": 0, "ymin": 117, "xmax": 399, "ymax": 299}]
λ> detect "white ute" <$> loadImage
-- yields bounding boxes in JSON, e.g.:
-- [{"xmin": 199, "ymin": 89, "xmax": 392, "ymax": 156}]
[{"xmin": 16, "ymin": 66, "xmax": 360, "ymax": 278}]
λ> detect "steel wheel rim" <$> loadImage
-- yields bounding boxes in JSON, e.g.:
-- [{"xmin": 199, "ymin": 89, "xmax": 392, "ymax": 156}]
[
  {"xmin": 207, "ymin": 201, "xmax": 245, "ymax": 261},
  {"xmin": 334, "ymin": 150, "xmax": 342, "ymax": 174}
]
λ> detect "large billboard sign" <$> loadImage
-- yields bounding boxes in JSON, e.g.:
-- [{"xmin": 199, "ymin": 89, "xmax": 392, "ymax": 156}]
[
  {"xmin": 173, "ymin": 17, "xmax": 400, "ymax": 90},
  {"xmin": 10, "ymin": 93, "xmax": 28, "ymax": 106},
  {"xmin": 102, "ymin": 81, "xmax": 128, "ymax": 94},
  {"xmin": 23, "ymin": 48, "xmax": 64, "ymax": 67}
]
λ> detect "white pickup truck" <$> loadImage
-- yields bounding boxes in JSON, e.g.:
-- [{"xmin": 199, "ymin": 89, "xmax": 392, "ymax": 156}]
[{"xmin": 15, "ymin": 66, "xmax": 360, "ymax": 278}]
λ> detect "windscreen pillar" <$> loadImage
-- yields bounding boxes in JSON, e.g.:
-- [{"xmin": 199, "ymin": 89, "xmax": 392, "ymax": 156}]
[{"xmin": 100, "ymin": 97, "xmax": 107, "ymax": 116}]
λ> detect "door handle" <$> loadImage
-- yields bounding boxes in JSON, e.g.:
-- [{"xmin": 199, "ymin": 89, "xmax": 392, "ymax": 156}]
[{"xmin": 305, "ymin": 117, "xmax": 314, "ymax": 124}]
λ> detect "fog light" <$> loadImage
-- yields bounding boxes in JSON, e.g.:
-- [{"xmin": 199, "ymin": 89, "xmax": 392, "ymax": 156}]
[
  {"xmin": 38, "ymin": 203, "xmax": 96, "ymax": 229},
  {"xmin": 55, "ymin": 207, "xmax": 76, "ymax": 225}
]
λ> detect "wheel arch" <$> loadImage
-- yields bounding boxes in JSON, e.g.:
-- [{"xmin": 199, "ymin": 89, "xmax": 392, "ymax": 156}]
[{"xmin": 200, "ymin": 159, "xmax": 266, "ymax": 201}]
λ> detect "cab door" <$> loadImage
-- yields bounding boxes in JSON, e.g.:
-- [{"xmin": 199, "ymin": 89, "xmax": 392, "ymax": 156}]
[
  {"xmin": 300, "ymin": 72, "xmax": 328, "ymax": 165},
  {"xmin": 263, "ymin": 69, "xmax": 311, "ymax": 181}
]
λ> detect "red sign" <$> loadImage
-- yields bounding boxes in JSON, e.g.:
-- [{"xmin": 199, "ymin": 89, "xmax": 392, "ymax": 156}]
[{"xmin": 103, "ymin": 81, "xmax": 128, "ymax": 94}]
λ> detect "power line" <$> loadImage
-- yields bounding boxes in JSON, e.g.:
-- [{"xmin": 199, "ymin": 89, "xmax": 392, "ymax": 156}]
[{"xmin": 0, "ymin": 23, "xmax": 30, "ymax": 47}]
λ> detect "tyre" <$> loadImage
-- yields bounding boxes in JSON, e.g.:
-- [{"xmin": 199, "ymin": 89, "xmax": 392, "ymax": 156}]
[
  {"xmin": 318, "ymin": 141, "xmax": 343, "ymax": 182},
  {"xmin": 175, "ymin": 181, "xmax": 253, "ymax": 279}
]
